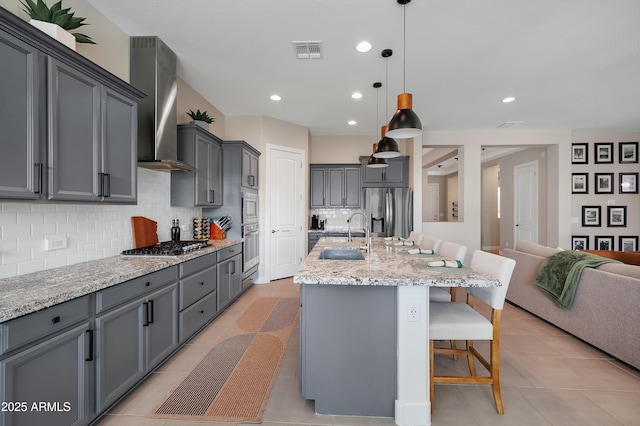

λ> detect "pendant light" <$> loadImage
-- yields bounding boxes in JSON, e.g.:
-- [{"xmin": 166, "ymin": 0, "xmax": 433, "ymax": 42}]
[
  {"xmin": 374, "ymin": 49, "xmax": 401, "ymax": 158},
  {"xmin": 367, "ymin": 82, "xmax": 389, "ymax": 168},
  {"xmin": 386, "ymin": 0, "xmax": 423, "ymax": 139}
]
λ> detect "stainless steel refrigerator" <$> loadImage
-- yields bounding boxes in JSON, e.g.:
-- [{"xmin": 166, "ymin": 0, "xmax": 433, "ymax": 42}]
[{"xmin": 363, "ymin": 188, "xmax": 413, "ymax": 239}]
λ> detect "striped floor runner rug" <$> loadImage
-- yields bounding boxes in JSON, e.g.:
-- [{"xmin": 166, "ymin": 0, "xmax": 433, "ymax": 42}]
[{"xmin": 149, "ymin": 296, "xmax": 299, "ymax": 423}]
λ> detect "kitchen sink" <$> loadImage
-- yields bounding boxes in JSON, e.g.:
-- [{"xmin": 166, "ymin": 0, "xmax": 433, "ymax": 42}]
[{"xmin": 319, "ymin": 247, "xmax": 365, "ymax": 260}]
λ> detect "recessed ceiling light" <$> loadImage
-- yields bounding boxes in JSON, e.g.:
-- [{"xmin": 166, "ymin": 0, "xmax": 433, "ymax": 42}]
[
  {"xmin": 348, "ymin": 120, "xmax": 357, "ymax": 126},
  {"xmin": 502, "ymin": 96, "xmax": 515, "ymax": 103},
  {"xmin": 351, "ymin": 92, "xmax": 363, "ymax": 99},
  {"xmin": 270, "ymin": 94, "xmax": 282, "ymax": 101},
  {"xmin": 356, "ymin": 41, "xmax": 372, "ymax": 53}
]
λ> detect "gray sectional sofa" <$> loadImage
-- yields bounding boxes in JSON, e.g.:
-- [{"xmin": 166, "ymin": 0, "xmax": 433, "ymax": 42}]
[{"xmin": 502, "ymin": 241, "xmax": 640, "ymax": 370}]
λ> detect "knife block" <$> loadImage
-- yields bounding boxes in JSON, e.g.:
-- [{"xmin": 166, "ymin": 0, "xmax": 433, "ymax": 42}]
[{"xmin": 210, "ymin": 222, "xmax": 226, "ymax": 239}]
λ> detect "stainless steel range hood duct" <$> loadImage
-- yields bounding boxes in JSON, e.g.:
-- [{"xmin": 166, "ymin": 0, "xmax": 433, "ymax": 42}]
[{"xmin": 130, "ymin": 36, "xmax": 195, "ymax": 172}]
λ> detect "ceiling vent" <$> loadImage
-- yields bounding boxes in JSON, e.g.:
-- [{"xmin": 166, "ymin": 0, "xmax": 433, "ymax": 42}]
[
  {"xmin": 497, "ymin": 121, "xmax": 525, "ymax": 128},
  {"xmin": 292, "ymin": 41, "xmax": 322, "ymax": 59}
]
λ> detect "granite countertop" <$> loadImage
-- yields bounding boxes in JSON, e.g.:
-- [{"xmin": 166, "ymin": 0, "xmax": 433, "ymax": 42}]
[
  {"xmin": 294, "ymin": 237, "xmax": 500, "ymax": 288},
  {"xmin": 0, "ymin": 238, "xmax": 243, "ymax": 323}
]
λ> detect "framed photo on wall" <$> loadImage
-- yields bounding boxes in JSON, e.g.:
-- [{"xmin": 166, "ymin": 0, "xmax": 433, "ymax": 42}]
[
  {"xmin": 594, "ymin": 142, "xmax": 614, "ymax": 164},
  {"xmin": 619, "ymin": 236, "xmax": 638, "ymax": 252},
  {"xmin": 571, "ymin": 143, "xmax": 588, "ymax": 164},
  {"xmin": 571, "ymin": 235, "xmax": 589, "ymax": 250},
  {"xmin": 607, "ymin": 206, "xmax": 626, "ymax": 227},
  {"xmin": 594, "ymin": 173, "xmax": 614, "ymax": 194},
  {"xmin": 619, "ymin": 141, "xmax": 638, "ymax": 163},
  {"xmin": 619, "ymin": 172, "xmax": 638, "ymax": 194},
  {"xmin": 571, "ymin": 173, "xmax": 588, "ymax": 194},
  {"xmin": 594, "ymin": 236, "xmax": 614, "ymax": 251},
  {"xmin": 582, "ymin": 205, "xmax": 601, "ymax": 227}
]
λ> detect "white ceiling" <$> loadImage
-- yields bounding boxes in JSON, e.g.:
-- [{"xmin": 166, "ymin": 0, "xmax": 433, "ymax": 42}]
[{"xmin": 86, "ymin": 0, "xmax": 640, "ymax": 137}]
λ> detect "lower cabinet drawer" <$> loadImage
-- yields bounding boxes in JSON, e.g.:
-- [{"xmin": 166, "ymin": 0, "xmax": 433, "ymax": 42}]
[
  {"xmin": 179, "ymin": 291, "xmax": 217, "ymax": 343},
  {"xmin": 180, "ymin": 265, "xmax": 216, "ymax": 310},
  {"xmin": 0, "ymin": 295, "xmax": 90, "ymax": 355},
  {"xmin": 96, "ymin": 266, "xmax": 178, "ymax": 314}
]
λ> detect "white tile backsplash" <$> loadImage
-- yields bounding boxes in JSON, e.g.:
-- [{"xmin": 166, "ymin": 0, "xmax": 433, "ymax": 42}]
[
  {"xmin": 0, "ymin": 168, "xmax": 201, "ymax": 279},
  {"xmin": 310, "ymin": 208, "xmax": 365, "ymax": 231}
]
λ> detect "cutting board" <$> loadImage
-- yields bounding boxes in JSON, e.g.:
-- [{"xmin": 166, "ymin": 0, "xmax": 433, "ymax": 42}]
[{"xmin": 131, "ymin": 216, "xmax": 159, "ymax": 248}]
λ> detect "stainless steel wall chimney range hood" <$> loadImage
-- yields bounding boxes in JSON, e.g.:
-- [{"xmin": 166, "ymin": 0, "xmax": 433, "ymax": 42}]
[{"xmin": 130, "ymin": 36, "xmax": 195, "ymax": 172}]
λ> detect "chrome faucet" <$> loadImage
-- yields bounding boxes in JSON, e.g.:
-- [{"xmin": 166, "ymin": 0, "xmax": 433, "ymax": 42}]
[{"xmin": 347, "ymin": 211, "xmax": 370, "ymax": 250}]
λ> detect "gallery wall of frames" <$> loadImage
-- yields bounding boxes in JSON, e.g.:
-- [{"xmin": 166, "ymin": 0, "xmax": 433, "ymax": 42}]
[{"xmin": 571, "ymin": 141, "xmax": 639, "ymax": 251}]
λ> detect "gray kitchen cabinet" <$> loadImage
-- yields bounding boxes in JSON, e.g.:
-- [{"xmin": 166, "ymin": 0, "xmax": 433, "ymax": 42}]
[
  {"xmin": 360, "ymin": 155, "xmax": 409, "ymax": 188},
  {"xmin": 0, "ymin": 295, "xmax": 92, "ymax": 426},
  {"xmin": 172, "ymin": 124, "xmax": 223, "ymax": 207},
  {"xmin": 0, "ymin": 29, "xmax": 43, "ymax": 200},
  {"xmin": 310, "ymin": 167, "xmax": 327, "ymax": 208},
  {"xmin": 299, "ymin": 284, "xmax": 396, "ymax": 417},
  {"xmin": 48, "ymin": 58, "xmax": 138, "ymax": 203},
  {"xmin": 217, "ymin": 244, "xmax": 243, "ymax": 311},
  {"xmin": 178, "ymin": 253, "xmax": 218, "ymax": 343},
  {"xmin": 95, "ymin": 274, "xmax": 178, "ymax": 412},
  {"xmin": 0, "ymin": 322, "xmax": 93, "ymax": 426},
  {"xmin": 242, "ymin": 148, "xmax": 259, "ymax": 190},
  {"xmin": 0, "ymin": 9, "xmax": 142, "ymax": 204},
  {"xmin": 309, "ymin": 164, "xmax": 361, "ymax": 208}
]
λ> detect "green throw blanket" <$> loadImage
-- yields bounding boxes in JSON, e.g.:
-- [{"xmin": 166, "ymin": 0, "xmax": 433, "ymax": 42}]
[{"xmin": 534, "ymin": 250, "xmax": 620, "ymax": 308}]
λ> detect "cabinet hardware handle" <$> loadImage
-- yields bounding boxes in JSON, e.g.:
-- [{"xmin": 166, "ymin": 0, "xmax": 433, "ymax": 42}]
[
  {"xmin": 51, "ymin": 316, "xmax": 61, "ymax": 324},
  {"xmin": 143, "ymin": 302, "xmax": 149, "ymax": 326},
  {"xmin": 249, "ymin": 175, "xmax": 255, "ymax": 187},
  {"xmin": 104, "ymin": 173, "xmax": 111, "ymax": 197},
  {"xmin": 98, "ymin": 172, "xmax": 104, "ymax": 197},
  {"xmin": 230, "ymin": 260, "xmax": 236, "ymax": 275},
  {"xmin": 147, "ymin": 300, "xmax": 154, "ymax": 324},
  {"xmin": 34, "ymin": 163, "xmax": 43, "ymax": 194},
  {"xmin": 85, "ymin": 329, "xmax": 94, "ymax": 362},
  {"xmin": 200, "ymin": 281, "xmax": 204, "ymax": 286},
  {"xmin": 200, "ymin": 310, "xmax": 204, "ymax": 314},
  {"xmin": 145, "ymin": 281, "xmax": 151, "ymax": 287}
]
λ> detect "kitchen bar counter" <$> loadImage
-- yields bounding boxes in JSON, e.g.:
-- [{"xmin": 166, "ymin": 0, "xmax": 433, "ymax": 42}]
[
  {"xmin": 0, "ymin": 238, "xmax": 242, "ymax": 323},
  {"xmin": 295, "ymin": 237, "xmax": 502, "ymax": 426},
  {"xmin": 295, "ymin": 237, "xmax": 499, "ymax": 287}
]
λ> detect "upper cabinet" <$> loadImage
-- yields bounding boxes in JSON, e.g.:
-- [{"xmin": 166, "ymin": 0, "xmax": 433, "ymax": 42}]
[
  {"xmin": 0, "ymin": 29, "xmax": 41, "ymax": 200},
  {"xmin": 242, "ymin": 148, "xmax": 259, "ymax": 190},
  {"xmin": 360, "ymin": 155, "xmax": 410, "ymax": 188},
  {"xmin": 47, "ymin": 59, "xmax": 138, "ymax": 203},
  {"xmin": 310, "ymin": 164, "xmax": 361, "ymax": 208},
  {"xmin": 0, "ymin": 9, "xmax": 143, "ymax": 204},
  {"xmin": 171, "ymin": 124, "xmax": 223, "ymax": 207}
]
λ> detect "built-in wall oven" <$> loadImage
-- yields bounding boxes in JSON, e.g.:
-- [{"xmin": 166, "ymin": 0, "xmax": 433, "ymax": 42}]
[
  {"xmin": 243, "ymin": 223, "xmax": 259, "ymax": 271},
  {"xmin": 242, "ymin": 191, "xmax": 258, "ymax": 225},
  {"xmin": 242, "ymin": 191, "xmax": 259, "ymax": 272}
]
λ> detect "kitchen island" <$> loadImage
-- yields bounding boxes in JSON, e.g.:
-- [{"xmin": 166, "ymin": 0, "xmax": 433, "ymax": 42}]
[{"xmin": 294, "ymin": 237, "xmax": 500, "ymax": 426}]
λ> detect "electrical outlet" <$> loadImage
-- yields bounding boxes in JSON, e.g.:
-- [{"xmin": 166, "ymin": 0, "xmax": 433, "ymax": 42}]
[{"xmin": 407, "ymin": 301, "xmax": 420, "ymax": 322}]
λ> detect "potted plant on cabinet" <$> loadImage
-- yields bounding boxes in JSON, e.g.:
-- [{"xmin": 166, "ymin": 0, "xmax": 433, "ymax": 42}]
[
  {"xmin": 187, "ymin": 109, "xmax": 215, "ymax": 129},
  {"xmin": 21, "ymin": 0, "xmax": 96, "ymax": 50}
]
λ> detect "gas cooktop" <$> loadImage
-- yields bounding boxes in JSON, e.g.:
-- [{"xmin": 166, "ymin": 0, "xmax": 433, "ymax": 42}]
[{"xmin": 121, "ymin": 240, "xmax": 210, "ymax": 257}]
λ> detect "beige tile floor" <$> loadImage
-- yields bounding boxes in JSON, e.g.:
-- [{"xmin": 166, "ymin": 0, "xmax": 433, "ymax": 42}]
[{"xmin": 96, "ymin": 279, "xmax": 640, "ymax": 426}]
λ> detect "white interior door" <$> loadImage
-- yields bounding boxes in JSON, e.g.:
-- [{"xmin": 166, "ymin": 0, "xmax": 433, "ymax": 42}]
[
  {"xmin": 514, "ymin": 161, "xmax": 538, "ymax": 245},
  {"xmin": 268, "ymin": 145, "xmax": 304, "ymax": 280},
  {"xmin": 425, "ymin": 183, "xmax": 439, "ymax": 222}
]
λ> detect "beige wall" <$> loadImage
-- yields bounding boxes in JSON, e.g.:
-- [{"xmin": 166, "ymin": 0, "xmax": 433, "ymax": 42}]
[
  {"xmin": 310, "ymin": 135, "xmax": 408, "ymax": 164},
  {"xmin": 1, "ymin": 0, "xmax": 130, "ymax": 81},
  {"xmin": 176, "ymin": 77, "xmax": 226, "ymax": 137}
]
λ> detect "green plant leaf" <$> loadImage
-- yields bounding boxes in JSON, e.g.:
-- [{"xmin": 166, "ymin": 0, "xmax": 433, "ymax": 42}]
[
  {"xmin": 72, "ymin": 33, "xmax": 96, "ymax": 44},
  {"xmin": 35, "ymin": 0, "xmax": 52, "ymax": 21}
]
